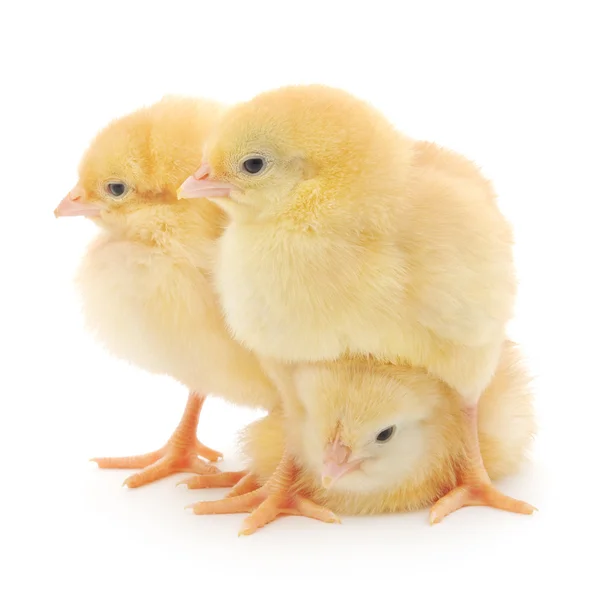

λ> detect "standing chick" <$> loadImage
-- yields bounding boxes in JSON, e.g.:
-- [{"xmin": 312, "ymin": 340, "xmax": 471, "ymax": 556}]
[
  {"xmin": 55, "ymin": 97, "xmax": 280, "ymax": 487},
  {"xmin": 178, "ymin": 84, "xmax": 533, "ymax": 526},
  {"xmin": 193, "ymin": 341, "xmax": 534, "ymax": 532}
]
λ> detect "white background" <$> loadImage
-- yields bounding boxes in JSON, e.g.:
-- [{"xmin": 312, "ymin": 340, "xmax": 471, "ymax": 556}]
[{"xmin": 1, "ymin": 1, "xmax": 598, "ymax": 598}]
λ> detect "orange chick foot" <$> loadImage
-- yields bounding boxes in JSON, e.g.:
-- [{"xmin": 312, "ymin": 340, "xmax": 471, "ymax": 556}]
[
  {"xmin": 92, "ymin": 441, "xmax": 220, "ymax": 488},
  {"xmin": 91, "ymin": 392, "xmax": 222, "ymax": 488},
  {"xmin": 430, "ymin": 482, "xmax": 537, "ymax": 524},
  {"xmin": 430, "ymin": 403, "xmax": 537, "ymax": 524},
  {"xmin": 188, "ymin": 456, "xmax": 340, "ymax": 535}
]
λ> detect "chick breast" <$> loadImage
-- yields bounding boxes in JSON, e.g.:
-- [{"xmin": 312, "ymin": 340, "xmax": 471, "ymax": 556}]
[{"xmin": 77, "ymin": 228, "xmax": 280, "ymax": 412}]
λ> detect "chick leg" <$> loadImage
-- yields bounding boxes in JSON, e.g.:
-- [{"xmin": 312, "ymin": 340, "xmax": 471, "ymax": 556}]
[
  {"xmin": 91, "ymin": 392, "xmax": 222, "ymax": 488},
  {"xmin": 188, "ymin": 453, "xmax": 340, "ymax": 535},
  {"xmin": 429, "ymin": 405, "xmax": 536, "ymax": 524}
]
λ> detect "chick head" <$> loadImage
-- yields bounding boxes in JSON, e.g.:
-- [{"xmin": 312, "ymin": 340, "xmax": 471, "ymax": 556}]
[
  {"xmin": 178, "ymin": 85, "xmax": 407, "ymax": 218},
  {"xmin": 294, "ymin": 359, "xmax": 447, "ymax": 494},
  {"xmin": 55, "ymin": 96, "xmax": 222, "ymax": 231}
]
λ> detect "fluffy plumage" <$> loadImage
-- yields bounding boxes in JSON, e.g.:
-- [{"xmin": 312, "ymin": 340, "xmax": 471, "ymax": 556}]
[
  {"xmin": 240, "ymin": 341, "xmax": 535, "ymax": 515},
  {"xmin": 194, "ymin": 85, "xmax": 514, "ymax": 404},
  {"xmin": 59, "ymin": 97, "xmax": 280, "ymax": 486},
  {"xmin": 180, "ymin": 85, "xmax": 533, "ymax": 526}
]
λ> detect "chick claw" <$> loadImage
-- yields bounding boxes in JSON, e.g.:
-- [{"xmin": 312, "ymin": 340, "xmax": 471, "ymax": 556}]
[
  {"xmin": 91, "ymin": 392, "xmax": 222, "ymax": 488},
  {"xmin": 187, "ymin": 458, "xmax": 340, "ymax": 535},
  {"xmin": 429, "ymin": 483, "xmax": 537, "ymax": 525}
]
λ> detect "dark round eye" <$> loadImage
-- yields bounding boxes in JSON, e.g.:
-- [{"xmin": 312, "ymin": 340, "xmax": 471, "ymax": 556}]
[
  {"xmin": 106, "ymin": 182, "xmax": 127, "ymax": 197},
  {"xmin": 242, "ymin": 157, "xmax": 265, "ymax": 174},
  {"xmin": 376, "ymin": 426, "xmax": 396, "ymax": 443}
]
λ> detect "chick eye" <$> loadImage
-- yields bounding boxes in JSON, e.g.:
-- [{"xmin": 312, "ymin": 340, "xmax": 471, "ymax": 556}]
[
  {"xmin": 106, "ymin": 182, "xmax": 127, "ymax": 197},
  {"xmin": 376, "ymin": 426, "xmax": 396, "ymax": 443},
  {"xmin": 242, "ymin": 157, "xmax": 265, "ymax": 175}
]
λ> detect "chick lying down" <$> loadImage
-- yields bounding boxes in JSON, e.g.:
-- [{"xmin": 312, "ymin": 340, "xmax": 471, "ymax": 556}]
[{"xmin": 239, "ymin": 340, "xmax": 535, "ymax": 518}]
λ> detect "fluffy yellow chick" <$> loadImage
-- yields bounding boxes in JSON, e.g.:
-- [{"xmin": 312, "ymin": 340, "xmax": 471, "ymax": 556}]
[
  {"xmin": 55, "ymin": 97, "xmax": 280, "ymax": 488},
  {"xmin": 193, "ymin": 341, "xmax": 534, "ymax": 532},
  {"xmin": 179, "ymin": 84, "xmax": 533, "ymax": 526}
]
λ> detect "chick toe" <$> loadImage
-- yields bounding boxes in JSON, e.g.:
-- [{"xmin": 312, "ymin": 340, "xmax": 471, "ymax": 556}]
[
  {"xmin": 189, "ymin": 454, "xmax": 338, "ymax": 535},
  {"xmin": 430, "ymin": 483, "xmax": 537, "ymax": 524},
  {"xmin": 91, "ymin": 392, "xmax": 222, "ymax": 488},
  {"xmin": 429, "ymin": 402, "xmax": 536, "ymax": 523},
  {"xmin": 179, "ymin": 471, "xmax": 247, "ymax": 490}
]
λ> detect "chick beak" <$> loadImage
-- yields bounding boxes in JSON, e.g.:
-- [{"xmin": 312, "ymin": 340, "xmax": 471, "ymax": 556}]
[
  {"xmin": 177, "ymin": 163, "xmax": 235, "ymax": 200},
  {"xmin": 54, "ymin": 186, "xmax": 100, "ymax": 218},
  {"xmin": 321, "ymin": 439, "xmax": 362, "ymax": 489}
]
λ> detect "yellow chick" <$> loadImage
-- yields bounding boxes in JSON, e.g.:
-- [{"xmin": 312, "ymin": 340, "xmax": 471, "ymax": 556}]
[
  {"xmin": 55, "ymin": 97, "xmax": 280, "ymax": 488},
  {"xmin": 192, "ymin": 341, "xmax": 534, "ymax": 533},
  {"xmin": 178, "ymin": 84, "xmax": 533, "ymax": 527}
]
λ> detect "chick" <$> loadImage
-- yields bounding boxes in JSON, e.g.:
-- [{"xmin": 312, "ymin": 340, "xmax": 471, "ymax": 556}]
[
  {"xmin": 179, "ymin": 84, "xmax": 533, "ymax": 525},
  {"xmin": 55, "ymin": 97, "xmax": 280, "ymax": 488},
  {"xmin": 193, "ymin": 341, "xmax": 534, "ymax": 532}
]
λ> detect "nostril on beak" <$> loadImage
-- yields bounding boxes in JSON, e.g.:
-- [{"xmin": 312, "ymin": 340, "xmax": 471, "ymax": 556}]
[
  {"xmin": 326, "ymin": 441, "xmax": 351, "ymax": 465},
  {"xmin": 193, "ymin": 164, "xmax": 211, "ymax": 181}
]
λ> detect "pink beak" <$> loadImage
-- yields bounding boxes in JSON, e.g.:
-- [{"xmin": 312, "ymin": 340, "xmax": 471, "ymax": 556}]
[
  {"xmin": 177, "ymin": 163, "xmax": 236, "ymax": 199},
  {"xmin": 54, "ymin": 186, "xmax": 101, "ymax": 218},
  {"xmin": 321, "ymin": 437, "xmax": 362, "ymax": 489}
]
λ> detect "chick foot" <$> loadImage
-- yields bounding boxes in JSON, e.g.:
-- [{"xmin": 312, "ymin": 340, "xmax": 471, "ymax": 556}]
[
  {"xmin": 430, "ymin": 405, "xmax": 536, "ymax": 524},
  {"xmin": 188, "ymin": 454, "xmax": 340, "ymax": 535},
  {"xmin": 91, "ymin": 392, "xmax": 222, "ymax": 488},
  {"xmin": 430, "ymin": 480, "xmax": 536, "ymax": 524}
]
